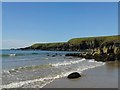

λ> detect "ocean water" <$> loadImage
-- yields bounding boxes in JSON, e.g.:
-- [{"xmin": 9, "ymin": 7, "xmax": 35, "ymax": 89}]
[{"xmin": 1, "ymin": 50, "xmax": 105, "ymax": 88}]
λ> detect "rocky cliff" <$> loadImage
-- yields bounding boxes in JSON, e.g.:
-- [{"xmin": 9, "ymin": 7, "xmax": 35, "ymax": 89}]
[{"xmin": 18, "ymin": 35, "xmax": 120, "ymax": 61}]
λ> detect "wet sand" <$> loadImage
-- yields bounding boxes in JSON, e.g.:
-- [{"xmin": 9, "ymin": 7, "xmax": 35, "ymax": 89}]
[{"xmin": 44, "ymin": 61, "xmax": 119, "ymax": 88}]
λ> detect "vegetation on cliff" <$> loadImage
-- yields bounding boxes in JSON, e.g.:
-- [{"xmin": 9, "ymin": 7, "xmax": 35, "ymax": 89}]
[
  {"xmin": 19, "ymin": 35, "xmax": 120, "ymax": 51},
  {"xmin": 18, "ymin": 35, "xmax": 120, "ymax": 61}
]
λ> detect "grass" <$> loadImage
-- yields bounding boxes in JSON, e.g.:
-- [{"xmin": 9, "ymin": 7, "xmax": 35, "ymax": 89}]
[
  {"xmin": 68, "ymin": 35, "xmax": 120, "ymax": 45},
  {"xmin": 31, "ymin": 42, "xmax": 66, "ymax": 48},
  {"xmin": 29, "ymin": 35, "xmax": 120, "ymax": 49}
]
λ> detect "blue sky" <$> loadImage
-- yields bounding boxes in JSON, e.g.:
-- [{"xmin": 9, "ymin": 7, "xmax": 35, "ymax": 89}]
[{"xmin": 2, "ymin": 2, "xmax": 118, "ymax": 49}]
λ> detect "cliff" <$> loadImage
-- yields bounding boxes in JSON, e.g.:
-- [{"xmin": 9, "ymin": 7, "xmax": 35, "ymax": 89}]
[
  {"xmin": 19, "ymin": 35, "xmax": 120, "ymax": 51},
  {"xmin": 18, "ymin": 35, "xmax": 120, "ymax": 61}
]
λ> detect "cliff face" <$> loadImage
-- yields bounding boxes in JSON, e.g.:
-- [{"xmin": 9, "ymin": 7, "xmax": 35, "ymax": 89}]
[
  {"xmin": 19, "ymin": 35, "xmax": 120, "ymax": 52},
  {"xmin": 18, "ymin": 35, "xmax": 120, "ymax": 61}
]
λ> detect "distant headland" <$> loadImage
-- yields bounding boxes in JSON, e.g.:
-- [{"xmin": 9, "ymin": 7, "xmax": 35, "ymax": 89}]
[{"xmin": 16, "ymin": 35, "xmax": 120, "ymax": 62}]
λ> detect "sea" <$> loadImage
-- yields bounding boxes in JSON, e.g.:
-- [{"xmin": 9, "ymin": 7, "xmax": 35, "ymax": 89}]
[{"xmin": 1, "ymin": 50, "xmax": 105, "ymax": 88}]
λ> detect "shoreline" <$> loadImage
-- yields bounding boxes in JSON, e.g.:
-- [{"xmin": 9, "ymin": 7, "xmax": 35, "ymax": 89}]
[{"xmin": 43, "ymin": 61, "xmax": 119, "ymax": 88}]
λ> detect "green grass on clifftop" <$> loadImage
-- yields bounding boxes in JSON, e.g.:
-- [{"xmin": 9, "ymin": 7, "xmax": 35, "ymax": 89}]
[
  {"xmin": 21, "ymin": 35, "xmax": 120, "ymax": 51},
  {"xmin": 68, "ymin": 35, "xmax": 120, "ymax": 45}
]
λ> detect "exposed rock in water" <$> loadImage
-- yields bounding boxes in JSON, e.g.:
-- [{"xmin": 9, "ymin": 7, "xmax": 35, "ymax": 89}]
[
  {"xmin": 65, "ymin": 53, "xmax": 80, "ymax": 57},
  {"xmin": 65, "ymin": 47, "xmax": 120, "ymax": 62},
  {"xmin": 67, "ymin": 72, "xmax": 81, "ymax": 79},
  {"xmin": 52, "ymin": 55, "xmax": 56, "ymax": 57},
  {"xmin": 17, "ymin": 35, "xmax": 120, "ymax": 62}
]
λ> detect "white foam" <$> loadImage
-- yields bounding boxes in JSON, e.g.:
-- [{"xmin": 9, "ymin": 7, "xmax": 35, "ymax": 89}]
[
  {"xmin": 88, "ymin": 59, "xmax": 104, "ymax": 64},
  {"xmin": 77, "ymin": 62, "xmax": 105, "ymax": 72},
  {"xmin": 2, "ymin": 74, "xmax": 65, "ymax": 88},
  {"xmin": 2, "ymin": 59, "xmax": 105, "ymax": 88},
  {"xmin": 51, "ymin": 58, "xmax": 86, "ymax": 67},
  {"xmin": 9, "ymin": 54, "xmax": 16, "ymax": 56},
  {"xmin": 2, "ymin": 77, "xmax": 51, "ymax": 88},
  {"xmin": 3, "ymin": 70, "xmax": 10, "ymax": 74},
  {"xmin": 88, "ymin": 59, "xmax": 95, "ymax": 62},
  {"xmin": 45, "ymin": 58, "xmax": 49, "ymax": 60},
  {"xmin": 61, "ymin": 61, "xmax": 105, "ymax": 77},
  {"xmin": 2, "ymin": 71, "xmax": 78, "ymax": 88},
  {"xmin": 3, "ymin": 64, "xmax": 52, "ymax": 74}
]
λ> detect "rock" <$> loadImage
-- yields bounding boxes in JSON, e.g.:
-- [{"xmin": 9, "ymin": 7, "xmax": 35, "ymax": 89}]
[
  {"xmin": 107, "ymin": 47, "xmax": 114, "ymax": 54},
  {"xmin": 84, "ymin": 53, "xmax": 93, "ymax": 59},
  {"xmin": 114, "ymin": 47, "xmax": 120, "ymax": 55},
  {"xmin": 92, "ymin": 48, "xmax": 101, "ymax": 55},
  {"xmin": 92, "ymin": 53, "xmax": 107, "ymax": 62},
  {"xmin": 115, "ymin": 54, "xmax": 120, "ymax": 60},
  {"xmin": 32, "ymin": 53, "xmax": 38, "ymax": 55},
  {"xmin": 47, "ymin": 54, "xmax": 50, "ymax": 56},
  {"xmin": 106, "ymin": 54, "xmax": 115, "ymax": 61},
  {"xmin": 55, "ymin": 53, "xmax": 58, "ymax": 55},
  {"xmin": 102, "ymin": 46, "xmax": 108, "ymax": 54},
  {"xmin": 67, "ymin": 72, "xmax": 81, "ymax": 79},
  {"xmin": 114, "ymin": 47, "xmax": 120, "ymax": 60},
  {"xmin": 52, "ymin": 55, "xmax": 56, "ymax": 57},
  {"xmin": 65, "ymin": 53, "xmax": 80, "ymax": 57}
]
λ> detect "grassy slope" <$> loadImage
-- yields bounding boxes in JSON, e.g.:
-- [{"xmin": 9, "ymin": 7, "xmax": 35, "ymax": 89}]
[
  {"xmin": 29, "ymin": 35, "xmax": 120, "ymax": 50},
  {"xmin": 68, "ymin": 35, "xmax": 120, "ymax": 45},
  {"xmin": 31, "ymin": 42, "xmax": 66, "ymax": 49}
]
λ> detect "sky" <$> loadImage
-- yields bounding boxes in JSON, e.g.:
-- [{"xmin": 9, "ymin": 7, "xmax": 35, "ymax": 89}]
[{"xmin": 2, "ymin": 2, "xmax": 118, "ymax": 49}]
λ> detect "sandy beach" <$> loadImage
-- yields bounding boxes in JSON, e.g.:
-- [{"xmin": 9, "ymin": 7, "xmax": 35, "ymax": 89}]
[{"xmin": 44, "ymin": 61, "xmax": 119, "ymax": 88}]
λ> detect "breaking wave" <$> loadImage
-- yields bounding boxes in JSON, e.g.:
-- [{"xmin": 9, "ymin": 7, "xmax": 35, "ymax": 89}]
[
  {"xmin": 51, "ymin": 58, "xmax": 86, "ymax": 67},
  {"xmin": 3, "ymin": 64, "xmax": 52, "ymax": 74},
  {"xmin": 2, "ymin": 58, "xmax": 105, "ymax": 88},
  {"xmin": 1, "ymin": 53, "xmax": 39, "ymax": 57}
]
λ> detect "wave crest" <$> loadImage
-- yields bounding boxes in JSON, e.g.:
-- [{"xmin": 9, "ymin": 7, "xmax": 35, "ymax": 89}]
[{"xmin": 51, "ymin": 58, "xmax": 86, "ymax": 67}]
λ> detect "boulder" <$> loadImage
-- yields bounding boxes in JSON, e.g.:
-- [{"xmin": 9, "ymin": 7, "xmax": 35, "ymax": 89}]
[
  {"xmin": 52, "ymin": 55, "xmax": 56, "ymax": 57},
  {"xmin": 84, "ymin": 53, "xmax": 93, "ymax": 59},
  {"xmin": 114, "ymin": 47, "xmax": 120, "ymax": 55},
  {"xmin": 47, "ymin": 54, "xmax": 50, "ymax": 56},
  {"xmin": 106, "ymin": 54, "xmax": 115, "ymax": 61},
  {"xmin": 65, "ymin": 53, "xmax": 80, "ymax": 57},
  {"xmin": 67, "ymin": 72, "xmax": 81, "ymax": 79}
]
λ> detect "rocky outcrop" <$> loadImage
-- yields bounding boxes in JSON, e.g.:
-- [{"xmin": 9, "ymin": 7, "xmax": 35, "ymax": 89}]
[
  {"xmin": 18, "ymin": 35, "xmax": 120, "ymax": 62},
  {"xmin": 65, "ymin": 53, "xmax": 80, "ymax": 57},
  {"xmin": 18, "ymin": 35, "xmax": 119, "ymax": 51},
  {"xmin": 67, "ymin": 72, "xmax": 81, "ymax": 79},
  {"xmin": 65, "ymin": 45, "xmax": 120, "ymax": 62}
]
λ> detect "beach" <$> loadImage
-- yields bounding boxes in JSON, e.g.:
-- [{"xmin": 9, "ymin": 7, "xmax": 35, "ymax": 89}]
[
  {"xmin": 2, "ymin": 50, "xmax": 119, "ymax": 88},
  {"xmin": 44, "ymin": 61, "xmax": 119, "ymax": 88},
  {"xmin": 2, "ymin": 1, "xmax": 119, "ymax": 89},
  {"xmin": 2, "ymin": 50, "xmax": 106, "ymax": 88}
]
